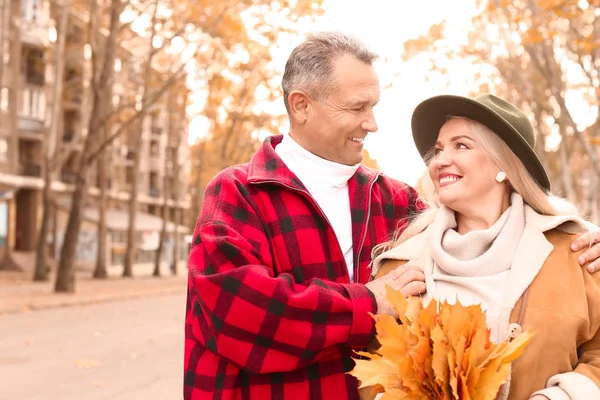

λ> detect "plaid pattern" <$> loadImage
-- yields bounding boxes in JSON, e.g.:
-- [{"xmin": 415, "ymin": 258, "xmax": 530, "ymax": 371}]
[{"xmin": 184, "ymin": 135, "xmax": 425, "ymax": 399}]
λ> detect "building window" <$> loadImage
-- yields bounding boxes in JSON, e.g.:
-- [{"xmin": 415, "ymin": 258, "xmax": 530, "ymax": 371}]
[
  {"xmin": 19, "ymin": 87, "xmax": 46, "ymax": 120},
  {"xmin": 150, "ymin": 141, "xmax": 159, "ymax": 156},
  {"xmin": 22, "ymin": 0, "xmax": 40, "ymax": 21},
  {"xmin": 0, "ymin": 139, "xmax": 8, "ymax": 161},
  {"xmin": 0, "ymin": 88, "xmax": 8, "ymax": 112},
  {"xmin": 21, "ymin": 46, "xmax": 46, "ymax": 86},
  {"xmin": 149, "ymin": 172, "xmax": 159, "ymax": 189},
  {"xmin": 125, "ymin": 166, "xmax": 134, "ymax": 186},
  {"xmin": 20, "ymin": 87, "xmax": 46, "ymax": 120}
]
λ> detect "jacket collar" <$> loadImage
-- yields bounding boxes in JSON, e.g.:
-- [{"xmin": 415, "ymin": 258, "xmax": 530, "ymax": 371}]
[
  {"xmin": 247, "ymin": 135, "xmax": 380, "ymax": 190},
  {"xmin": 370, "ymin": 205, "xmax": 592, "ymax": 333}
]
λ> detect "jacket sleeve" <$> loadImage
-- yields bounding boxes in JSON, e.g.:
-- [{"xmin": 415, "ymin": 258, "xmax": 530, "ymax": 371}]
[
  {"xmin": 184, "ymin": 173, "xmax": 377, "ymax": 374},
  {"xmin": 531, "ymin": 265, "xmax": 600, "ymax": 399}
]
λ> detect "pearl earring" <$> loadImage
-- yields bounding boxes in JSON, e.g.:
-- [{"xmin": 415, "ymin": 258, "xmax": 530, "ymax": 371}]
[{"xmin": 495, "ymin": 171, "xmax": 507, "ymax": 183}]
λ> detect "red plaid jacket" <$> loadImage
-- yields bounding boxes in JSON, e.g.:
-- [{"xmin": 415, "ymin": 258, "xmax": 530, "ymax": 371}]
[{"xmin": 184, "ymin": 135, "xmax": 424, "ymax": 399}]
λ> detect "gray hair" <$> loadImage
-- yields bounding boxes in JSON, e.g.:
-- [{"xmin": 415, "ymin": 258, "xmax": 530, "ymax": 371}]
[{"xmin": 282, "ymin": 31, "xmax": 378, "ymax": 114}]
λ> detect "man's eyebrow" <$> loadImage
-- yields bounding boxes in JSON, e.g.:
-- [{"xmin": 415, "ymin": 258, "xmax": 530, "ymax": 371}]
[{"xmin": 348, "ymin": 99, "xmax": 379, "ymax": 106}]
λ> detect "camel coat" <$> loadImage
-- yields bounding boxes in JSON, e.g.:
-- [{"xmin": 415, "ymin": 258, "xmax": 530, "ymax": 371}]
[{"xmin": 369, "ymin": 209, "xmax": 600, "ymax": 400}]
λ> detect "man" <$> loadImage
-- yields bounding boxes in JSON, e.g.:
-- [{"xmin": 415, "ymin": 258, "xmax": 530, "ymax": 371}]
[{"xmin": 184, "ymin": 32, "xmax": 600, "ymax": 400}]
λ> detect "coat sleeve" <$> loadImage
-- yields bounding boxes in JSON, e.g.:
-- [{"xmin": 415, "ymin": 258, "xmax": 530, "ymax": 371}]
[
  {"xmin": 184, "ymin": 172, "xmax": 377, "ymax": 375},
  {"xmin": 531, "ymin": 264, "xmax": 600, "ymax": 399}
]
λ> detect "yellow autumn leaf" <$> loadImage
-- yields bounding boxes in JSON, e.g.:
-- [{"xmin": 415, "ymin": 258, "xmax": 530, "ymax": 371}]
[{"xmin": 349, "ymin": 289, "xmax": 534, "ymax": 399}]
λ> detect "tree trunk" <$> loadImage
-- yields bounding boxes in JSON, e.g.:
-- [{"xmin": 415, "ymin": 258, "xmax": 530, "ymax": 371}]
[
  {"xmin": 153, "ymin": 158, "xmax": 170, "ymax": 277},
  {"xmin": 588, "ymin": 172, "xmax": 599, "ymax": 224},
  {"xmin": 34, "ymin": 0, "xmax": 70, "ymax": 282},
  {"xmin": 93, "ymin": 147, "xmax": 109, "ymax": 279},
  {"xmin": 123, "ymin": 0, "xmax": 160, "ymax": 278},
  {"xmin": 153, "ymin": 202, "xmax": 168, "ymax": 277},
  {"xmin": 33, "ymin": 176, "xmax": 52, "ymax": 280},
  {"xmin": 122, "ymin": 126, "xmax": 140, "ymax": 278},
  {"xmin": 93, "ymin": 74, "xmax": 114, "ymax": 279},
  {"xmin": 558, "ymin": 136, "xmax": 577, "ymax": 203},
  {"xmin": 0, "ymin": 0, "xmax": 6, "ymax": 91},
  {"xmin": 55, "ymin": 172, "xmax": 88, "ymax": 292},
  {"xmin": 54, "ymin": 0, "xmax": 121, "ymax": 292},
  {"xmin": 172, "ymin": 206, "xmax": 180, "ymax": 275}
]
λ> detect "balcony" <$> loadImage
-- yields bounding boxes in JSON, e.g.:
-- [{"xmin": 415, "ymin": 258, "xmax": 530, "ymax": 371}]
[
  {"xmin": 149, "ymin": 187, "xmax": 160, "ymax": 198},
  {"xmin": 20, "ymin": 163, "xmax": 42, "ymax": 178},
  {"xmin": 20, "ymin": 3, "xmax": 50, "ymax": 47},
  {"xmin": 17, "ymin": 116, "xmax": 45, "ymax": 135},
  {"xmin": 19, "ymin": 86, "xmax": 45, "ymax": 121}
]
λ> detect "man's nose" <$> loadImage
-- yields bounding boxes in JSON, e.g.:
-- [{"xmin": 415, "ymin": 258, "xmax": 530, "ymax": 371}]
[{"xmin": 361, "ymin": 109, "xmax": 378, "ymax": 133}]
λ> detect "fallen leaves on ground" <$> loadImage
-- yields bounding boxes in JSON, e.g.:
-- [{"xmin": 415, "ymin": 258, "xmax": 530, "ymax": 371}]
[
  {"xmin": 75, "ymin": 358, "xmax": 102, "ymax": 369},
  {"xmin": 91, "ymin": 380, "xmax": 107, "ymax": 387},
  {"xmin": 350, "ymin": 286, "xmax": 534, "ymax": 400}
]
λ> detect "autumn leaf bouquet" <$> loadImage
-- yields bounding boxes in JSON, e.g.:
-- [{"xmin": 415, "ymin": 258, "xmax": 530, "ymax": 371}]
[{"xmin": 350, "ymin": 287, "xmax": 534, "ymax": 400}]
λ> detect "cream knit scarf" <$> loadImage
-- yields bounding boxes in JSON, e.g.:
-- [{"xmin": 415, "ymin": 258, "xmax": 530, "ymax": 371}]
[{"xmin": 428, "ymin": 193, "xmax": 526, "ymax": 277}]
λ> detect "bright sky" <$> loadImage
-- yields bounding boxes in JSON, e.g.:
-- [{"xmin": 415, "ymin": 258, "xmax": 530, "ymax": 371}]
[
  {"xmin": 186, "ymin": 0, "xmax": 597, "ymax": 186},
  {"xmin": 268, "ymin": 0, "xmax": 480, "ymax": 186}
]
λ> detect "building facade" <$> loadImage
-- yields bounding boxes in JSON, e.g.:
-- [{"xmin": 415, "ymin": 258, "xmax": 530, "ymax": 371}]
[{"xmin": 0, "ymin": 0, "xmax": 192, "ymax": 268}]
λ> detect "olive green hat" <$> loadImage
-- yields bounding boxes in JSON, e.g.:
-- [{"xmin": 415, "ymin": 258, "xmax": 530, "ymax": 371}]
[{"xmin": 411, "ymin": 93, "xmax": 551, "ymax": 191}]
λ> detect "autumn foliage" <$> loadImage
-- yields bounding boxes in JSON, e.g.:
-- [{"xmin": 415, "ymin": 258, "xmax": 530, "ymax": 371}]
[{"xmin": 350, "ymin": 287, "xmax": 534, "ymax": 400}]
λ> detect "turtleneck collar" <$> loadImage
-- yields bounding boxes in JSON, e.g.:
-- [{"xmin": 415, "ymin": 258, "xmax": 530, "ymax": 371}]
[
  {"xmin": 428, "ymin": 192, "xmax": 526, "ymax": 277},
  {"xmin": 275, "ymin": 134, "xmax": 360, "ymax": 188}
]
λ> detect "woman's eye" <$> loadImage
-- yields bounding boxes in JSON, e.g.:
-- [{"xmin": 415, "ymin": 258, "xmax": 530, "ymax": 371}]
[
  {"xmin": 433, "ymin": 148, "xmax": 442, "ymax": 155},
  {"xmin": 457, "ymin": 142, "xmax": 468, "ymax": 149}
]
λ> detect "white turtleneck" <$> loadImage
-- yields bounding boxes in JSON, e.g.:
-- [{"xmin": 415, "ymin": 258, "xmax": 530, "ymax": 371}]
[
  {"xmin": 425, "ymin": 193, "xmax": 526, "ymax": 342},
  {"xmin": 275, "ymin": 134, "xmax": 360, "ymax": 281}
]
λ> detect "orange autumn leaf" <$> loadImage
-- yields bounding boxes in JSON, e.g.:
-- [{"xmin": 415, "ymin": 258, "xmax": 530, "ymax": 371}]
[
  {"xmin": 350, "ymin": 287, "xmax": 535, "ymax": 399},
  {"xmin": 352, "ymin": 352, "xmax": 399, "ymax": 390}
]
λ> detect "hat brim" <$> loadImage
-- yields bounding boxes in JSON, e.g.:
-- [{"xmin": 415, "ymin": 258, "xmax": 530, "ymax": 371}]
[{"xmin": 411, "ymin": 95, "xmax": 551, "ymax": 191}]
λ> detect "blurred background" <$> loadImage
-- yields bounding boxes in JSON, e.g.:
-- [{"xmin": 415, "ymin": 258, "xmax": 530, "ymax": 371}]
[{"xmin": 1, "ymin": 0, "xmax": 599, "ymax": 398}]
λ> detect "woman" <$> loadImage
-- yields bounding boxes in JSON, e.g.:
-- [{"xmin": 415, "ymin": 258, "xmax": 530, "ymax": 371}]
[{"xmin": 370, "ymin": 94, "xmax": 600, "ymax": 400}]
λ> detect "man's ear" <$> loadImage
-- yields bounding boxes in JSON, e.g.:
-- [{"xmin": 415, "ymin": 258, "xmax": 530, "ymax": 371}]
[{"xmin": 288, "ymin": 90, "xmax": 311, "ymax": 124}]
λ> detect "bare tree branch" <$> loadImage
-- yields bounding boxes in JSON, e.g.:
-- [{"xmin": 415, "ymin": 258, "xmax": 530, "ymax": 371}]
[{"xmin": 85, "ymin": 51, "xmax": 190, "ymax": 164}]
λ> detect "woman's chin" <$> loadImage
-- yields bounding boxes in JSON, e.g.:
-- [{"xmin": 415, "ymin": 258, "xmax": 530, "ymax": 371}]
[{"xmin": 437, "ymin": 195, "xmax": 461, "ymax": 210}]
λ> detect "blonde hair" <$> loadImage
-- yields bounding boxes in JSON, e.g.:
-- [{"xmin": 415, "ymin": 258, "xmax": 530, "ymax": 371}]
[{"xmin": 373, "ymin": 117, "xmax": 577, "ymax": 257}]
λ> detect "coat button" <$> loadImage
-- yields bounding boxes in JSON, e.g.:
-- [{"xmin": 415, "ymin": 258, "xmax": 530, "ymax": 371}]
[{"xmin": 508, "ymin": 323, "xmax": 522, "ymax": 339}]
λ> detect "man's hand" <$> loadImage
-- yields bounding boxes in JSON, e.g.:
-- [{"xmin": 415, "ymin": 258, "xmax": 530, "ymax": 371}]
[
  {"xmin": 571, "ymin": 227, "xmax": 600, "ymax": 273},
  {"xmin": 365, "ymin": 261, "xmax": 426, "ymax": 318}
]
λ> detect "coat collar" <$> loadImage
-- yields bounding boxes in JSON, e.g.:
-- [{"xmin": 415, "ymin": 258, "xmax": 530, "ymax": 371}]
[
  {"xmin": 371, "ymin": 205, "xmax": 591, "ymax": 321},
  {"xmin": 247, "ymin": 135, "xmax": 381, "ymax": 190},
  {"xmin": 497, "ymin": 207, "xmax": 590, "ymax": 338}
]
